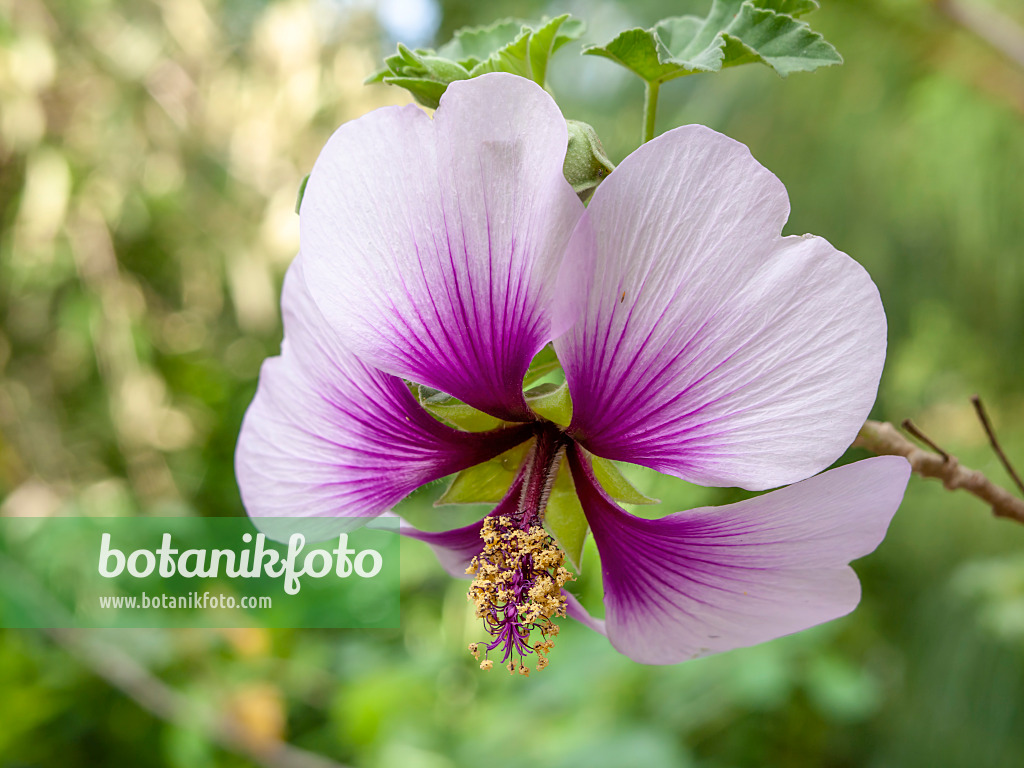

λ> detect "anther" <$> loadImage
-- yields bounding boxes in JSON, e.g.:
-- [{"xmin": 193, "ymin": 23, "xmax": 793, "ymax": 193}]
[{"xmin": 467, "ymin": 514, "xmax": 571, "ymax": 674}]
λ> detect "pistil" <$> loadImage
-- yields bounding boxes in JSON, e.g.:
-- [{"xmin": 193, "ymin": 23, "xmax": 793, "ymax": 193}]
[{"xmin": 467, "ymin": 426, "xmax": 574, "ymax": 674}]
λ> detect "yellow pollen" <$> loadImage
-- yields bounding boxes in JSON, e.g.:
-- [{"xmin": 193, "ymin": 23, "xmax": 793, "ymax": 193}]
[{"xmin": 467, "ymin": 515, "xmax": 573, "ymax": 675}]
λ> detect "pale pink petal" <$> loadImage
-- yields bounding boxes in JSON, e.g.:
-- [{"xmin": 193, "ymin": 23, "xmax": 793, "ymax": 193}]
[
  {"xmin": 556, "ymin": 125, "xmax": 887, "ymax": 490},
  {"xmin": 569, "ymin": 445, "xmax": 910, "ymax": 664},
  {"xmin": 300, "ymin": 73, "xmax": 585, "ymax": 420},
  {"xmin": 235, "ymin": 256, "xmax": 531, "ymax": 519}
]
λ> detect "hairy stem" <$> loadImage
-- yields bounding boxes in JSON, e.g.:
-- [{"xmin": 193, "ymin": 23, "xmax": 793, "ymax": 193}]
[
  {"xmin": 516, "ymin": 426, "xmax": 566, "ymax": 528},
  {"xmin": 855, "ymin": 419, "xmax": 1024, "ymax": 525}
]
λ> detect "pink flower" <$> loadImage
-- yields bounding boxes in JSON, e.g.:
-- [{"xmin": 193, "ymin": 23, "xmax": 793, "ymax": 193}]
[{"xmin": 236, "ymin": 73, "xmax": 910, "ymax": 666}]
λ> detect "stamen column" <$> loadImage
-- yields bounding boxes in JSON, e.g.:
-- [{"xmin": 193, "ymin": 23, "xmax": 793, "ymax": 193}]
[{"xmin": 467, "ymin": 423, "xmax": 574, "ymax": 674}]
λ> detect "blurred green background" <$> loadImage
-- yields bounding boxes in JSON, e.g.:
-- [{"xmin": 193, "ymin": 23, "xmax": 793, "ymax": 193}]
[{"xmin": 2, "ymin": 0, "xmax": 1024, "ymax": 766}]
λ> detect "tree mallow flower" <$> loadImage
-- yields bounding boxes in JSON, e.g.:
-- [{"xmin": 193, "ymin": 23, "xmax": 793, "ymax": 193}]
[{"xmin": 236, "ymin": 73, "xmax": 910, "ymax": 672}]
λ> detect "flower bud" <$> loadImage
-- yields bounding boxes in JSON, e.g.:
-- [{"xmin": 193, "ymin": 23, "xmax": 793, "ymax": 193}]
[{"xmin": 563, "ymin": 119, "xmax": 615, "ymax": 203}]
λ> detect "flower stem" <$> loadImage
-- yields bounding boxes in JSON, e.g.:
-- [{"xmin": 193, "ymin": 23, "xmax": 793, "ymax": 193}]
[{"xmin": 642, "ymin": 80, "xmax": 660, "ymax": 145}]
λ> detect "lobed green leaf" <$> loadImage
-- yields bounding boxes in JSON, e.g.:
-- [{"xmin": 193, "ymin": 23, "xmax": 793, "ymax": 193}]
[
  {"xmin": 369, "ymin": 15, "xmax": 584, "ymax": 108},
  {"xmin": 584, "ymin": 0, "xmax": 840, "ymax": 85}
]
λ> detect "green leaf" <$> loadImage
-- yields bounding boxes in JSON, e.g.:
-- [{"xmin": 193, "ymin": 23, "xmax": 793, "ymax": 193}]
[
  {"xmin": 366, "ymin": 44, "xmax": 472, "ymax": 109},
  {"xmin": 591, "ymin": 457, "xmax": 659, "ymax": 505},
  {"xmin": 582, "ymin": 27, "xmax": 684, "ymax": 83},
  {"xmin": 468, "ymin": 26, "xmax": 534, "ymax": 79},
  {"xmin": 376, "ymin": 77, "xmax": 448, "ymax": 110},
  {"xmin": 437, "ymin": 443, "xmax": 530, "ymax": 505},
  {"xmin": 435, "ymin": 19, "xmax": 524, "ymax": 65},
  {"xmin": 527, "ymin": 15, "xmax": 586, "ymax": 87},
  {"xmin": 717, "ymin": 5, "xmax": 842, "ymax": 76},
  {"xmin": 294, "ymin": 174, "xmax": 309, "ymax": 214},
  {"xmin": 370, "ymin": 16, "xmax": 584, "ymax": 107},
  {"xmin": 584, "ymin": 0, "xmax": 840, "ymax": 85},
  {"xmin": 417, "ymin": 386, "xmax": 502, "ymax": 432},
  {"xmin": 545, "ymin": 462, "xmax": 588, "ymax": 571},
  {"xmin": 751, "ymin": 0, "xmax": 820, "ymax": 17},
  {"xmin": 525, "ymin": 382, "xmax": 572, "ymax": 427}
]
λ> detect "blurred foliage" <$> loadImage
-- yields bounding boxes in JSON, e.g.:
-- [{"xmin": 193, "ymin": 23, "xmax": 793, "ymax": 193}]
[{"xmin": 1, "ymin": 0, "xmax": 1024, "ymax": 767}]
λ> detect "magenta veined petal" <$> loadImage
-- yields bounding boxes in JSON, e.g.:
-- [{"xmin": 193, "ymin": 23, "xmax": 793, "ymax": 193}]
[
  {"xmin": 235, "ymin": 255, "xmax": 531, "ymax": 519},
  {"xmin": 568, "ymin": 445, "xmax": 910, "ymax": 664},
  {"xmin": 299, "ymin": 73, "xmax": 586, "ymax": 421},
  {"xmin": 555, "ymin": 125, "xmax": 888, "ymax": 491}
]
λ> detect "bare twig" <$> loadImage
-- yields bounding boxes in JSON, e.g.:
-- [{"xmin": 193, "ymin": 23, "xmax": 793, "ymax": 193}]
[
  {"xmin": 934, "ymin": 0, "xmax": 1024, "ymax": 71},
  {"xmin": 855, "ymin": 420, "xmax": 1024, "ymax": 525},
  {"xmin": 901, "ymin": 418, "xmax": 951, "ymax": 462},
  {"xmin": 971, "ymin": 394, "xmax": 1024, "ymax": 496},
  {"xmin": 46, "ymin": 628, "xmax": 352, "ymax": 768}
]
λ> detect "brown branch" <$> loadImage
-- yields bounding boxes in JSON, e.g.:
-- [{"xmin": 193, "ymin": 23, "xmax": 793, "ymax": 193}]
[
  {"xmin": 934, "ymin": 0, "xmax": 1024, "ymax": 71},
  {"xmin": 971, "ymin": 395, "xmax": 1024, "ymax": 495},
  {"xmin": 854, "ymin": 419, "xmax": 1024, "ymax": 525},
  {"xmin": 46, "ymin": 628, "xmax": 352, "ymax": 768},
  {"xmin": 901, "ymin": 418, "xmax": 951, "ymax": 462}
]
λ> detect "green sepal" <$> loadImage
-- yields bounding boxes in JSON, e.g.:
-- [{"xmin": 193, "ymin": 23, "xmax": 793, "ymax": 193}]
[
  {"xmin": 583, "ymin": 0, "xmax": 840, "ymax": 86},
  {"xmin": 369, "ymin": 15, "xmax": 584, "ymax": 107},
  {"xmin": 436, "ymin": 442, "xmax": 530, "ymax": 505},
  {"xmin": 525, "ymin": 382, "xmax": 572, "ymax": 427},
  {"xmin": 522, "ymin": 343, "xmax": 560, "ymax": 388},
  {"xmin": 591, "ymin": 456, "xmax": 659, "ymax": 505},
  {"xmin": 544, "ymin": 461, "xmax": 588, "ymax": 571},
  {"xmin": 416, "ymin": 385, "xmax": 502, "ymax": 432}
]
